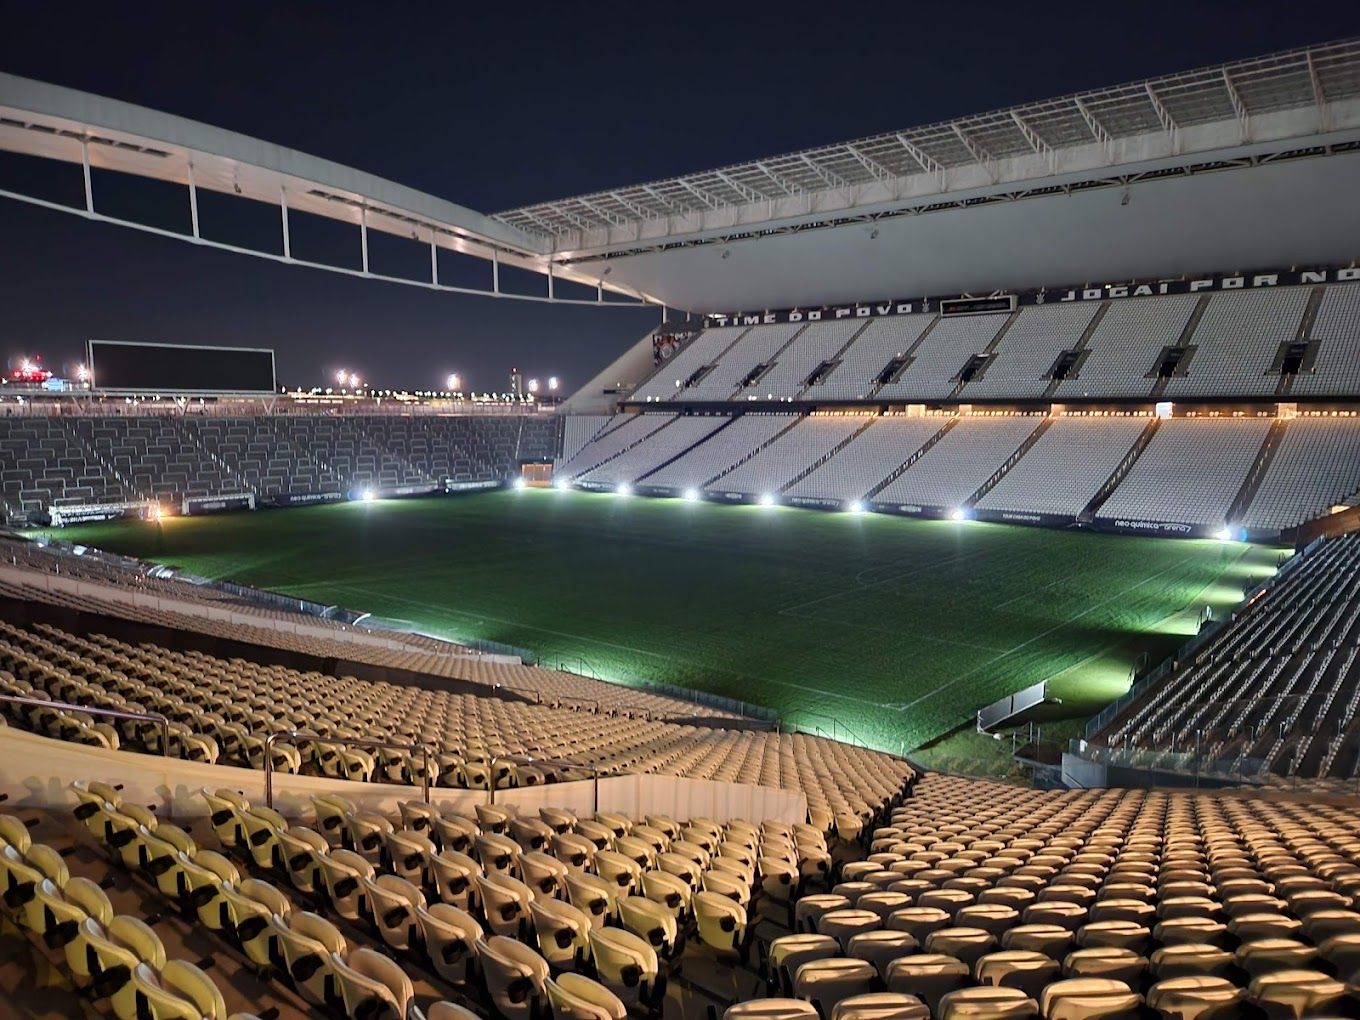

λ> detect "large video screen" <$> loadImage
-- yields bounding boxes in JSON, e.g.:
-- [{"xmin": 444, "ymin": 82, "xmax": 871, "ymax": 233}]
[{"xmin": 87, "ymin": 340, "xmax": 276, "ymax": 394}]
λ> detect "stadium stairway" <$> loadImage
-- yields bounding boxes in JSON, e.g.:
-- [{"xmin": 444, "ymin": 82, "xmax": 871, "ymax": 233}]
[
  {"xmin": 945, "ymin": 307, "xmax": 1023, "ymax": 401},
  {"xmin": 1038, "ymin": 304, "xmax": 1112, "ymax": 400},
  {"xmin": 791, "ymin": 322, "xmax": 874, "ymax": 401},
  {"xmin": 1275, "ymin": 287, "xmax": 1328, "ymax": 399},
  {"xmin": 1227, "ymin": 418, "xmax": 1290, "ymax": 526}
]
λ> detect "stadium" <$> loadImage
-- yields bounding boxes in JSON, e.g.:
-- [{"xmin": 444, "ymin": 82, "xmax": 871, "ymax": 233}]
[{"xmin": 2, "ymin": 15, "xmax": 1360, "ymax": 1020}]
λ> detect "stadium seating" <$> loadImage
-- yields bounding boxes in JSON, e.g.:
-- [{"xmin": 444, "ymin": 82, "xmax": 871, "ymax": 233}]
[
  {"xmin": 0, "ymin": 412, "xmax": 558, "ymax": 522},
  {"xmin": 1239, "ymin": 417, "xmax": 1360, "ymax": 532},
  {"xmin": 1164, "ymin": 288, "xmax": 1311, "ymax": 398},
  {"xmin": 784, "ymin": 417, "xmax": 948, "ymax": 506},
  {"xmin": 1052, "ymin": 295, "xmax": 1199, "ymax": 399},
  {"xmin": 554, "ymin": 413, "xmax": 676, "ymax": 481},
  {"xmin": 578, "ymin": 416, "xmax": 728, "ymax": 487},
  {"xmin": 1293, "ymin": 284, "xmax": 1360, "ymax": 396},
  {"xmin": 1097, "ymin": 532, "xmax": 1360, "ymax": 781},
  {"xmin": 875, "ymin": 416, "xmax": 1043, "ymax": 511},
  {"xmin": 682, "ymin": 323, "xmax": 807, "ymax": 401},
  {"xmin": 641, "ymin": 415, "xmax": 795, "ymax": 491},
  {"xmin": 708, "ymin": 416, "xmax": 872, "ymax": 498},
  {"xmin": 631, "ymin": 325, "xmax": 750, "ymax": 402},
  {"xmin": 815, "ymin": 315, "xmax": 939, "ymax": 401},
  {"xmin": 961, "ymin": 304, "xmax": 1099, "ymax": 400},
  {"xmin": 975, "ymin": 416, "xmax": 1148, "ymax": 518},
  {"xmin": 0, "ymin": 616, "xmax": 913, "ymax": 821},
  {"xmin": 739, "ymin": 320, "xmax": 864, "ymax": 400},
  {"xmin": 558, "ymin": 415, "xmax": 613, "ymax": 468},
  {"xmin": 1095, "ymin": 418, "xmax": 1271, "ymax": 529},
  {"xmin": 877, "ymin": 314, "xmax": 1011, "ymax": 401}
]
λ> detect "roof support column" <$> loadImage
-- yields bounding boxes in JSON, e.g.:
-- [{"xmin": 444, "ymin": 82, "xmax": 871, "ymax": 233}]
[
  {"xmin": 492, "ymin": 250, "xmax": 500, "ymax": 294},
  {"xmin": 359, "ymin": 206, "xmax": 369, "ymax": 274},
  {"xmin": 280, "ymin": 186, "xmax": 291, "ymax": 259},
  {"xmin": 187, "ymin": 161, "xmax": 200, "ymax": 240},
  {"xmin": 80, "ymin": 139, "xmax": 93, "ymax": 215},
  {"xmin": 430, "ymin": 236, "xmax": 439, "ymax": 285}
]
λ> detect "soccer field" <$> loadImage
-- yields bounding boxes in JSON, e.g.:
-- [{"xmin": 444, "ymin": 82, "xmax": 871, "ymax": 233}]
[{"xmin": 43, "ymin": 491, "xmax": 1283, "ymax": 751}]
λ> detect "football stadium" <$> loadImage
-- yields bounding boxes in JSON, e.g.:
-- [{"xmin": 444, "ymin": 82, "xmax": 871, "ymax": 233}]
[{"xmin": 2, "ymin": 17, "xmax": 1360, "ymax": 1020}]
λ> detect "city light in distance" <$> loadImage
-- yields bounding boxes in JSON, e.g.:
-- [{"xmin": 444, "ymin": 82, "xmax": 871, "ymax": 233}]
[{"xmin": 683, "ymin": 488, "xmax": 700, "ymax": 502}]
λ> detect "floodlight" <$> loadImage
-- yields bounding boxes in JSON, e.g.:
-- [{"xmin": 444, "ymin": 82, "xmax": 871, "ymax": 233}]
[
  {"xmin": 758, "ymin": 493, "xmax": 776, "ymax": 507},
  {"xmin": 1215, "ymin": 527, "xmax": 1233, "ymax": 542},
  {"xmin": 553, "ymin": 477, "xmax": 570, "ymax": 490},
  {"xmin": 682, "ymin": 488, "xmax": 700, "ymax": 502},
  {"xmin": 951, "ymin": 507, "xmax": 970, "ymax": 521},
  {"xmin": 617, "ymin": 483, "xmax": 632, "ymax": 496},
  {"xmin": 513, "ymin": 477, "xmax": 527, "ymax": 490},
  {"xmin": 361, "ymin": 489, "xmax": 376, "ymax": 502},
  {"xmin": 848, "ymin": 500, "xmax": 864, "ymax": 514}
]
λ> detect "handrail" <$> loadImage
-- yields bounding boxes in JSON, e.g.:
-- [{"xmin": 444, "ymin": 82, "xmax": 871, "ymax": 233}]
[
  {"xmin": 0, "ymin": 692, "xmax": 171, "ymax": 758},
  {"xmin": 492, "ymin": 683, "xmax": 543, "ymax": 705},
  {"xmin": 263, "ymin": 730, "xmax": 432, "ymax": 810},
  {"xmin": 489, "ymin": 753, "xmax": 602, "ymax": 813}
]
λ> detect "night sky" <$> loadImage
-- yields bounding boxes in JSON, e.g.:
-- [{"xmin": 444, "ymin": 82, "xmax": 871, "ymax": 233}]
[{"xmin": 2, "ymin": 3, "xmax": 1357, "ymax": 394}]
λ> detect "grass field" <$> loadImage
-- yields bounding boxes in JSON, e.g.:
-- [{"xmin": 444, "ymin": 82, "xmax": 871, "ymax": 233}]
[{"xmin": 41, "ymin": 490, "xmax": 1284, "ymax": 753}]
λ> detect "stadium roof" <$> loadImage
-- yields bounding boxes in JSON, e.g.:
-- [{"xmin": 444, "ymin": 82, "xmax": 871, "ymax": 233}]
[
  {"xmin": 3, "ymin": 40, "xmax": 1360, "ymax": 314},
  {"xmin": 496, "ymin": 39, "xmax": 1360, "ymax": 244}
]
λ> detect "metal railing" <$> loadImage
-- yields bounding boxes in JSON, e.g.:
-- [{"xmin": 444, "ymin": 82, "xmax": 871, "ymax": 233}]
[
  {"xmin": 0, "ymin": 693, "xmax": 171, "ymax": 758},
  {"xmin": 489, "ymin": 754, "xmax": 603, "ymax": 813},
  {"xmin": 263, "ymin": 731, "xmax": 432, "ymax": 809}
]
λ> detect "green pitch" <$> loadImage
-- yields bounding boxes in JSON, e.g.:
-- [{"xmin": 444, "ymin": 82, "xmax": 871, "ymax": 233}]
[{"xmin": 42, "ymin": 491, "xmax": 1283, "ymax": 752}]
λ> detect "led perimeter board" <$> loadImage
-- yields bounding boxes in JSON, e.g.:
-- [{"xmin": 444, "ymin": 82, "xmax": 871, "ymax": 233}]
[{"xmin": 87, "ymin": 340, "xmax": 276, "ymax": 395}]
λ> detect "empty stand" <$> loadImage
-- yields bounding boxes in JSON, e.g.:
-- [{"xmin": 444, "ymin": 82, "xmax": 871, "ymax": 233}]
[
  {"xmin": 1240, "ymin": 417, "xmax": 1360, "ymax": 532},
  {"xmin": 642, "ymin": 416, "xmax": 794, "ymax": 491},
  {"xmin": 1165, "ymin": 288, "xmax": 1311, "ymax": 398},
  {"xmin": 812, "ymin": 316, "xmax": 938, "ymax": 401},
  {"xmin": 580, "ymin": 416, "xmax": 728, "ymax": 487},
  {"xmin": 962, "ymin": 304, "xmax": 1099, "ymax": 400},
  {"xmin": 739, "ymin": 320, "xmax": 864, "ymax": 400},
  {"xmin": 875, "ymin": 416, "xmax": 1043, "ymax": 511},
  {"xmin": 682, "ymin": 323, "xmax": 806, "ymax": 401},
  {"xmin": 785, "ymin": 417, "xmax": 947, "ymax": 505},
  {"xmin": 1096, "ymin": 418, "xmax": 1271, "ymax": 528},
  {"xmin": 553, "ymin": 414, "xmax": 675, "ymax": 481},
  {"xmin": 707, "ymin": 417, "xmax": 871, "ymax": 497},
  {"xmin": 630, "ymin": 325, "xmax": 749, "ymax": 402},
  {"xmin": 976, "ymin": 417, "xmax": 1149, "ymax": 518},
  {"xmin": 1294, "ymin": 284, "xmax": 1360, "ymax": 396},
  {"xmin": 1052, "ymin": 295, "xmax": 1200, "ymax": 399},
  {"xmin": 878, "ymin": 314, "xmax": 1011, "ymax": 401}
]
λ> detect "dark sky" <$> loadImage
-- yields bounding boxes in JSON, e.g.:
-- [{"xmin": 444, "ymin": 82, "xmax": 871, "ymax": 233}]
[{"xmin": 2, "ymin": 2, "xmax": 1357, "ymax": 393}]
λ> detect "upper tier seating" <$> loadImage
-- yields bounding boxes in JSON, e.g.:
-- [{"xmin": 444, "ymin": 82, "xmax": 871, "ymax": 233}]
[
  {"xmin": 785, "ymin": 417, "xmax": 948, "ymax": 505},
  {"xmin": 739, "ymin": 320, "xmax": 864, "ymax": 400},
  {"xmin": 961, "ymin": 304, "xmax": 1100, "ymax": 400},
  {"xmin": 681, "ymin": 324, "xmax": 807, "ymax": 401},
  {"xmin": 1165, "ymin": 288, "xmax": 1311, "ymax": 398},
  {"xmin": 642, "ymin": 416, "xmax": 794, "ymax": 490},
  {"xmin": 1053, "ymin": 294, "xmax": 1200, "ymax": 399},
  {"xmin": 1294, "ymin": 284, "xmax": 1360, "ymax": 396},
  {"xmin": 709, "ymin": 417, "xmax": 872, "ymax": 497},
  {"xmin": 1095, "ymin": 418, "xmax": 1271, "ymax": 528},
  {"xmin": 876, "ymin": 417, "xmax": 1042, "ymax": 510},
  {"xmin": 815, "ymin": 315, "xmax": 938, "ymax": 401},
  {"xmin": 579, "ymin": 416, "xmax": 727, "ymax": 487},
  {"xmin": 631, "ymin": 325, "xmax": 750, "ymax": 402},
  {"xmin": 976, "ymin": 417, "xmax": 1149, "ymax": 518},
  {"xmin": 877, "ymin": 314, "xmax": 1011, "ymax": 401},
  {"xmin": 1240, "ymin": 417, "xmax": 1360, "ymax": 532}
]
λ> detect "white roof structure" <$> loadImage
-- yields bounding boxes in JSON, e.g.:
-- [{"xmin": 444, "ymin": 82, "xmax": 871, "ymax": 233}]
[
  {"xmin": 3, "ymin": 40, "xmax": 1360, "ymax": 314},
  {"xmin": 496, "ymin": 39, "xmax": 1360, "ymax": 310}
]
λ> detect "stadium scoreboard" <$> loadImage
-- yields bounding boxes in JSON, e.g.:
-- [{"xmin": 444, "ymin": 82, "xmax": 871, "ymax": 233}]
[{"xmin": 87, "ymin": 340, "xmax": 276, "ymax": 394}]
